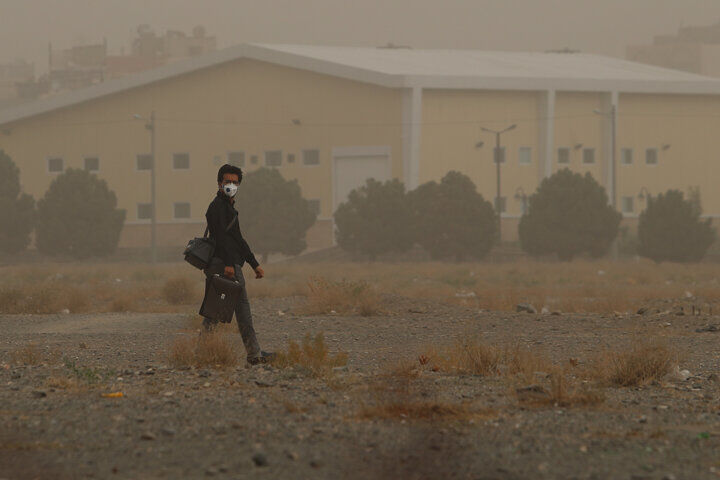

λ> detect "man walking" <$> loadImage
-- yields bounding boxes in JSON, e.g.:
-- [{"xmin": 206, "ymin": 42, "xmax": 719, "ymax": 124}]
[{"xmin": 199, "ymin": 164, "xmax": 273, "ymax": 365}]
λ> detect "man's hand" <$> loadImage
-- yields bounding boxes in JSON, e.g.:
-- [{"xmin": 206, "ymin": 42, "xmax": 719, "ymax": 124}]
[
  {"xmin": 254, "ymin": 266, "xmax": 265, "ymax": 279},
  {"xmin": 223, "ymin": 265, "xmax": 235, "ymax": 278}
]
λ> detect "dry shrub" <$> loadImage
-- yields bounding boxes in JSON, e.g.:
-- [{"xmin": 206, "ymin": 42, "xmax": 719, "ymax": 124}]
[
  {"xmin": 167, "ymin": 329, "xmax": 239, "ymax": 368},
  {"xmin": 46, "ymin": 376, "xmax": 81, "ymax": 390},
  {"xmin": 299, "ymin": 277, "xmax": 382, "ymax": 316},
  {"xmin": 163, "ymin": 277, "xmax": 195, "ymax": 305},
  {"xmin": 272, "ymin": 332, "xmax": 348, "ymax": 377},
  {"xmin": 515, "ymin": 369, "xmax": 604, "ymax": 408},
  {"xmin": 10, "ymin": 342, "xmax": 42, "ymax": 365},
  {"xmin": 593, "ymin": 341, "xmax": 676, "ymax": 387},
  {"xmin": 423, "ymin": 338, "xmax": 549, "ymax": 379},
  {"xmin": 0, "ymin": 284, "xmax": 87, "ymax": 314},
  {"xmin": 109, "ymin": 295, "xmax": 135, "ymax": 313}
]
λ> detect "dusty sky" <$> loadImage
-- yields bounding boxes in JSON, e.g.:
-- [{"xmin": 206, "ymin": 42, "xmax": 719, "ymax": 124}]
[{"xmin": 1, "ymin": 0, "xmax": 720, "ymax": 73}]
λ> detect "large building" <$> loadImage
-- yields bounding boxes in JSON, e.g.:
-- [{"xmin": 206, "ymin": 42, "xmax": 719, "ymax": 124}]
[{"xmin": 1, "ymin": 43, "xmax": 720, "ymax": 252}]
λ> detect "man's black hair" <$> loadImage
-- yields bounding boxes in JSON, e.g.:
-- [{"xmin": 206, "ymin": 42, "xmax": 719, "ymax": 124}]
[{"xmin": 217, "ymin": 164, "xmax": 243, "ymax": 184}]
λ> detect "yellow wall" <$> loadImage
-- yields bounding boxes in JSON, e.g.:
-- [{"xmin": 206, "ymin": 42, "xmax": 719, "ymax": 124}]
[
  {"xmin": 420, "ymin": 89, "xmax": 541, "ymax": 217},
  {"xmin": 617, "ymin": 93, "xmax": 720, "ymax": 216}
]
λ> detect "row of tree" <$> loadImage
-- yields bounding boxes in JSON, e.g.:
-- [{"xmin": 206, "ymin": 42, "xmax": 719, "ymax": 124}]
[
  {"xmin": 335, "ymin": 168, "xmax": 716, "ymax": 262},
  {"xmin": 0, "ymin": 147, "xmax": 715, "ymax": 263}
]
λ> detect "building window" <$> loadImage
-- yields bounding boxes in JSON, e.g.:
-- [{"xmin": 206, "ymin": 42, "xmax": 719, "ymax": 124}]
[
  {"xmin": 137, "ymin": 203, "xmax": 152, "ymax": 220},
  {"xmin": 494, "ymin": 196, "xmax": 507, "ymax": 213},
  {"xmin": 582, "ymin": 148, "xmax": 595, "ymax": 165},
  {"xmin": 493, "ymin": 146, "xmax": 506, "ymax": 164},
  {"xmin": 265, "ymin": 150, "xmax": 282, "ymax": 167},
  {"xmin": 645, "ymin": 148, "xmax": 658, "ymax": 165},
  {"xmin": 227, "ymin": 151, "xmax": 245, "ymax": 167},
  {"xmin": 136, "ymin": 154, "xmax": 152, "ymax": 171},
  {"xmin": 173, "ymin": 153, "xmax": 190, "ymax": 170},
  {"xmin": 621, "ymin": 196, "xmax": 634, "ymax": 214},
  {"xmin": 303, "ymin": 149, "xmax": 320, "ymax": 166},
  {"xmin": 287, "ymin": 153, "xmax": 296, "ymax": 164},
  {"xmin": 308, "ymin": 199, "xmax": 321, "ymax": 216},
  {"xmin": 518, "ymin": 147, "xmax": 532, "ymax": 165},
  {"xmin": 557, "ymin": 147, "xmax": 570, "ymax": 165},
  {"xmin": 250, "ymin": 155, "xmax": 258, "ymax": 165},
  {"xmin": 621, "ymin": 148, "xmax": 633, "ymax": 165},
  {"xmin": 174, "ymin": 202, "xmax": 191, "ymax": 219},
  {"xmin": 84, "ymin": 156, "xmax": 99, "ymax": 172},
  {"xmin": 47, "ymin": 157, "xmax": 64, "ymax": 173}
]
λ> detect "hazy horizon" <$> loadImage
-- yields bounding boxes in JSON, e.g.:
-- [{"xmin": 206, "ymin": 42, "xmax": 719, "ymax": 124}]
[{"xmin": 2, "ymin": 0, "xmax": 720, "ymax": 73}]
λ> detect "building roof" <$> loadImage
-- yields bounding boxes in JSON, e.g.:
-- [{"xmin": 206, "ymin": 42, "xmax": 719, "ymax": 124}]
[{"xmin": 3, "ymin": 43, "xmax": 720, "ymax": 127}]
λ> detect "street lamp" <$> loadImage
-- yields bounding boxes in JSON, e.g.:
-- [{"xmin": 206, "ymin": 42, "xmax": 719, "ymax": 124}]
[
  {"xmin": 480, "ymin": 124, "xmax": 516, "ymax": 241},
  {"xmin": 133, "ymin": 111, "xmax": 157, "ymax": 264}
]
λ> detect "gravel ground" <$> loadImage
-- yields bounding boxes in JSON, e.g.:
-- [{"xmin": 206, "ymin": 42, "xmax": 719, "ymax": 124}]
[{"xmin": 1, "ymin": 295, "xmax": 719, "ymax": 480}]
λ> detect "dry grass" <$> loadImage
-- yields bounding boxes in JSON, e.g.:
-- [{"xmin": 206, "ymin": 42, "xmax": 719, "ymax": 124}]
[
  {"xmin": 358, "ymin": 400, "xmax": 488, "ymax": 421},
  {"xmin": 422, "ymin": 337, "xmax": 550, "ymax": 381},
  {"xmin": 10, "ymin": 342, "xmax": 42, "ymax": 365},
  {"xmin": 162, "ymin": 277, "xmax": 196, "ymax": 305},
  {"xmin": 271, "ymin": 332, "xmax": 348, "ymax": 377},
  {"xmin": 167, "ymin": 328, "xmax": 240, "ymax": 368},
  {"xmin": 45, "ymin": 376, "xmax": 81, "ymax": 391},
  {"xmin": 592, "ymin": 341, "xmax": 677, "ymax": 387},
  {"xmin": 515, "ymin": 368, "xmax": 605, "ymax": 408},
  {"xmin": 298, "ymin": 277, "xmax": 382, "ymax": 316}
]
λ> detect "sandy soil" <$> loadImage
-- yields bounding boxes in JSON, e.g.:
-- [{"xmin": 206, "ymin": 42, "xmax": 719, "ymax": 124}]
[{"xmin": 1, "ymin": 295, "xmax": 719, "ymax": 480}]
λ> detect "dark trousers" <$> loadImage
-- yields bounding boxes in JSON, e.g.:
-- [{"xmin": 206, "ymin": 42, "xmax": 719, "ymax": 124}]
[{"xmin": 201, "ymin": 258, "xmax": 261, "ymax": 360}]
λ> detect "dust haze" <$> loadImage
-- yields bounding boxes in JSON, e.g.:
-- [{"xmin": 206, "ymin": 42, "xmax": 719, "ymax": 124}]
[{"xmin": 2, "ymin": 1, "xmax": 720, "ymax": 479}]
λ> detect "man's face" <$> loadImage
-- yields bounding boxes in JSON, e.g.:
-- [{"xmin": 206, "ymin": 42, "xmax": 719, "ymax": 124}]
[{"xmin": 219, "ymin": 173, "xmax": 239, "ymax": 189}]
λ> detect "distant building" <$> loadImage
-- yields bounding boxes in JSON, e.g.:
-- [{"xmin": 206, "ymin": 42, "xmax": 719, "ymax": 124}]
[
  {"xmin": 1, "ymin": 44, "xmax": 719, "ymax": 251},
  {"xmin": 627, "ymin": 20, "xmax": 720, "ymax": 77},
  {"xmin": 15, "ymin": 25, "xmax": 217, "ymax": 101},
  {"xmin": 0, "ymin": 59, "xmax": 35, "ymax": 108}
]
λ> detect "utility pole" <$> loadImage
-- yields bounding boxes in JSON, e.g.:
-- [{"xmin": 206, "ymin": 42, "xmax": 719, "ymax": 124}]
[
  {"xmin": 480, "ymin": 124, "xmax": 516, "ymax": 243},
  {"xmin": 147, "ymin": 111, "xmax": 157, "ymax": 264},
  {"xmin": 133, "ymin": 111, "xmax": 157, "ymax": 263}
]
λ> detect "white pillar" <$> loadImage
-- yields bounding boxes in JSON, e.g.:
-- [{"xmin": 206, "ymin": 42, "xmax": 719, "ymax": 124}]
[
  {"xmin": 602, "ymin": 91, "xmax": 619, "ymax": 205},
  {"xmin": 539, "ymin": 89, "xmax": 556, "ymax": 180},
  {"xmin": 402, "ymin": 87, "xmax": 422, "ymax": 190}
]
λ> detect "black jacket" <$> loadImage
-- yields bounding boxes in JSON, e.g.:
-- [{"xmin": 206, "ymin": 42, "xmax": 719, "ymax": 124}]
[{"xmin": 205, "ymin": 191, "xmax": 260, "ymax": 269}]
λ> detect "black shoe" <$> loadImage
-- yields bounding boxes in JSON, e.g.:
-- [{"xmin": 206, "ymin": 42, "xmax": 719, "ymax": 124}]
[{"xmin": 247, "ymin": 351, "xmax": 276, "ymax": 365}]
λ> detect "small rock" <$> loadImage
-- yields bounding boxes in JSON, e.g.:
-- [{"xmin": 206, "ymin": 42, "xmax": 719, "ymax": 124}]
[
  {"xmin": 516, "ymin": 303, "xmax": 537, "ymax": 314},
  {"xmin": 205, "ymin": 467, "xmax": 218, "ymax": 476},
  {"xmin": 285, "ymin": 450, "xmax": 299, "ymax": 461},
  {"xmin": 252, "ymin": 453, "xmax": 268, "ymax": 467},
  {"xmin": 695, "ymin": 325, "xmax": 719, "ymax": 333},
  {"xmin": 637, "ymin": 307, "xmax": 648, "ymax": 315},
  {"xmin": 540, "ymin": 306, "xmax": 550, "ymax": 315},
  {"xmin": 31, "ymin": 390, "xmax": 47, "ymax": 398},
  {"xmin": 161, "ymin": 428, "xmax": 176, "ymax": 436},
  {"xmin": 332, "ymin": 366, "xmax": 348, "ymax": 373},
  {"xmin": 61, "ymin": 308, "xmax": 70, "ymax": 314},
  {"xmin": 708, "ymin": 373, "xmax": 719, "ymax": 384},
  {"xmin": 638, "ymin": 415, "xmax": 648, "ymax": 423},
  {"xmin": 684, "ymin": 291, "xmax": 694, "ymax": 299},
  {"xmin": 198, "ymin": 369, "xmax": 211, "ymax": 377},
  {"xmin": 140, "ymin": 432, "xmax": 156, "ymax": 441},
  {"xmin": 254, "ymin": 380, "xmax": 273, "ymax": 388},
  {"xmin": 309, "ymin": 458, "xmax": 323, "ymax": 468}
]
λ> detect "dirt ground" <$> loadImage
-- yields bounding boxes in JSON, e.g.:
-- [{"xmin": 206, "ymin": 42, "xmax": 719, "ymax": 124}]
[{"xmin": 1, "ymin": 293, "xmax": 719, "ymax": 480}]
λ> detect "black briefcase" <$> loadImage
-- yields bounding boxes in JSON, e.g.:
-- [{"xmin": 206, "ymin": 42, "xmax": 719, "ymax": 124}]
[{"xmin": 199, "ymin": 274, "xmax": 243, "ymax": 323}]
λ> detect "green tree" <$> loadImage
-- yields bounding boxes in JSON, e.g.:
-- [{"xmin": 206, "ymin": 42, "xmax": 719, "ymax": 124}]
[
  {"xmin": 334, "ymin": 178, "xmax": 413, "ymax": 260},
  {"xmin": 518, "ymin": 169, "xmax": 621, "ymax": 260},
  {"xmin": 408, "ymin": 171, "xmax": 497, "ymax": 261},
  {"xmin": 235, "ymin": 167, "xmax": 316, "ymax": 262},
  {"xmin": 0, "ymin": 150, "xmax": 36, "ymax": 254},
  {"xmin": 36, "ymin": 168, "xmax": 125, "ymax": 258},
  {"xmin": 638, "ymin": 189, "xmax": 715, "ymax": 262}
]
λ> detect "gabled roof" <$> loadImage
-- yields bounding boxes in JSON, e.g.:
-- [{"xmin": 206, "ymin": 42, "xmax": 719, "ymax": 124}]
[{"xmin": 2, "ymin": 43, "xmax": 720, "ymax": 127}]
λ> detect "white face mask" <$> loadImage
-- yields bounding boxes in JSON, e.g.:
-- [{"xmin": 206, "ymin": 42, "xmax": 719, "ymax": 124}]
[{"xmin": 222, "ymin": 183, "xmax": 238, "ymax": 198}]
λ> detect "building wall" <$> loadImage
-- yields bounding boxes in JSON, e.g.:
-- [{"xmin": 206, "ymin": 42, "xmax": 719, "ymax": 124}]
[
  {"xmin": 0, "ymin": 59, "xmax": 404, "ymax": 250},
  {"xmin": 419, "ymin": 89, "xmax": 541, "ymax": 217}
]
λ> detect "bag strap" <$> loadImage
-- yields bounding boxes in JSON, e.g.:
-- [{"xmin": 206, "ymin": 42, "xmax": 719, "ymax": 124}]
[{"xmin": 203, "ymin": 213, "xmax": 238, "ymax": 238}]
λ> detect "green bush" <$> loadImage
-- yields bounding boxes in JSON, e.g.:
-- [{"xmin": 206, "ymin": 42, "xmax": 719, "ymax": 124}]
[
  {"xmin": 408, "ymin": 171, "xmax": 497, "ymax": 261},
  {"xmin": 235, "ymin": 167, "xmax": 317, "ymax": 262},
  {"xmin": 35, "ymin": 169, "xmax": 125, "ymax": 258},
  {"xmin": 0, "ymin": 150, "xmax": 36, "ymax": 254},
  {"xmin": 638, "ymin": 189, "xmax": 715, "ymax": 262},
  {"xmin": 334, "ymin": 178, "xmax": 413, "ymax": 260},
  {"xmin": 518, "ymin": 169, "xmax": 621, "ymax": 261}
]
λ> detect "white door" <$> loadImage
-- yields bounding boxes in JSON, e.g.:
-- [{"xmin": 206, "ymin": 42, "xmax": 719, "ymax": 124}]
[{"xmin": 332, "ymin": 147, "xmax": 391, "ymax": 213}]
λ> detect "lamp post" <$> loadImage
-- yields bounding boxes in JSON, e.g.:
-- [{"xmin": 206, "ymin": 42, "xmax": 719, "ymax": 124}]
[
  {"xmin": 133, "ymin": 111, "xmax": 157, "ymax": 263},
  {"xmin": 480, "ymin": 124, "xmax": 516, "ymax": 242}
]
